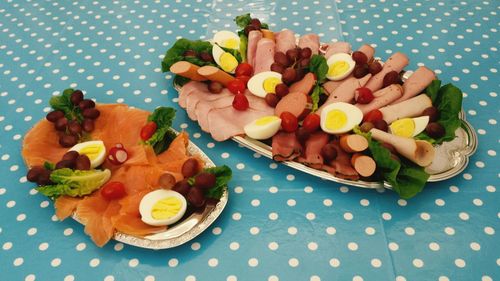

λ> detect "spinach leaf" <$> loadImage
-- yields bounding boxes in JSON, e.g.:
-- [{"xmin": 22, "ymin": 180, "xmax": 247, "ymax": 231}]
[
  {"xmin": 235, "ymin": 13, "xmax": 252, "ymax": 28},
  {"xmin": 203, "ymin": 165, "xmax": 232, "ymax": 199},
  {"xmin": 161, "ymin": 38, "xmax": 216, "ymax": 72},
  {"xmin": 424, "ymin": 79, "xmax": 441, "ymax": 104},
  {"xmin": 173, "ymin": 75, "xmax": 191, "ymax": 87},
  {"xmin": 308, "ymin": 55, "xmax": 328, "ymax": 83},
  {"xmin": 49, "ymin": 88, "xmax": 84, "ymax": 122}
]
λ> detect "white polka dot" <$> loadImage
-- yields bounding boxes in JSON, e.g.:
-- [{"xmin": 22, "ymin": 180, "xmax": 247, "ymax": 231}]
[
  {"xmin": 14, "ymin": 257, "xmax": 24, "ymax": 266},
  {"xmin": 25, "ymin": 275, "xmax": 36, "ymax": 281},
  {"xmin": 104, "ymin": 276, "xmax": 115, "ymax": 281},
  {"xmin": 191, "ymin": 242, "xmax": 201, "ymax": 250},
  {"xmin": 352, "ymin": 276, "xmax": 363, "ymax": 281},
  {"xmin": 144, "ymin": 276, "xmax": 155, "ymax": 281},
  {"xmin": 388, "ymin": 242, "xmax": 399, "ymax": 251},
  {"xmin": 212, "ymin": 227, "xmax": 222, "ymax": 235},
  {"xmin": 248, "ymin": 258, "xmax": 259, "ymax": 267},
  {"xmin": 3, "ymin": 242, "xmax": 13, "ymax": 250},
  {"xmin": 329, "ymin": 258, "xmax": 340, "ymax": 267},
  {"xmin": 455, "ymin": 258, "xmax": 466, "ymax": 268},
  {"xmin": 304, "ymin": 186, "xmax": 313, "ymax": 193},
  {"xmin": 268, "ymin": 212, "xmax": 279, "ymax": 220},
  {"xmin": 473, "ymin": 198, "xmax": 483, "ymax": 206},
  {"xmin": 236, "ymin": 163, "xmax": 245, "ymax": 170},
  {"xmin": 360, "ymin": 199, "xmax": 370, "ymax": 206},
  {"xmin": 459, "ymin": 212, "xmax": 470, "ymax": 220},
  {"xmin": 310, "ymin": 276, "xmax": 320, "ymax": 281},
  {"xmin": 63, "ymin": 228, "xmax": 73, "ymax": 236},
  {"xmin": 234, "ymin": 186, "xmax": 244, "ymax": 193},
  {"xmin": 326, "ymin": 227, "xmax": 336, "ymax": 235},
  {"xmin": 382, "ymin": 213, "xmax": 392, "ymax": 220},
  {"xmin": 287, "ymin": 199, "xmax": 296, "ymax": 206},
  {"xmin": 39, "ymin": 242, "xmax": 49, "ymax": 251},
  {"xmin": 306, "ymin": 212, "xmax": 316, "ymax": 220},
  {"xmin": 470, "ymin": 242, "xmax": 481, "ymax": 251},
  {"xmin": 288, "ymin": 227, "xmax": 298, "ymax": 235},
  {"xmin": 371, "ymin": 258, "xmax": 382, "ymax": 268},
  {"xmin": 323, "ymin": 199, "xmax": 333, "ymax": 206},
  {"xmin": 365, "ymin": 227, "xmax": 376, "ymax": 235},
  {"xmin": 168, "ymin": 258, "xmax": 178, "ymax": 267},
  {"xmin": 344, "ymin": 212, "xmax": 353, "ymax": 220},
  {"xmin": 435, "ymin": 199, "xmax": 445, "ymax": 206},
  {"xmin": 484, "ymin": 226, "xmax": 495, "ymax": 235},
  {"xmin": 208, "ymin": 258, "xmax": 218, "ymax": 267},
  {"xmin": 445, "ymin": 227, "xmax": 456, "ymax": 235},
  {"xmin": 405, "ymin": 227, "xmax": 415, "ymax": 235},
  {"xmin": 114, "ymin": 243, "xmax": 124, "ymax": 251},
  {"xmin": 429, "ymin": 242, "xmax": 440, "ymax": 251},
  {"xmin": 221, "ymin": 152, "xmax": 230, "ymax": 159},
  {"xmin": 420, "ymin": 213, "xmax": 431, "ymax": 220},
  {"xmin": 397, "ymin": 199, "xmax": 407, "ymax": 206},
  {"xmin": 308, "ymin": 242, "xmax": 318, "ymax": 251},
  {"xmin": 89, "ymin": 258, "xmax": 100, "ymax": 267},
  {"xmin": 438, "ymin": 277, "xmax": 450, "ymax": 281},
  {"xmin": 185, "ymin": 276, "xmax": 196, "ymax": 281},
  {"xmin": 251, "ymin": 199, "xmax": 260, "ymax": 207},
  {"xmin": 232, "ymin": 213, "xmax": 241, "ymax": 221},
  {"xmin": 51, "ymin": 258, "xmax": 61, "ymax": 267},
  {"xmin": 268, "ymin": 276, "xmax": 279, "ymax": 281},
  {"xmin": 129, "ymin": 258, "xmax": 139, "ymax": 267},
  {"xmin": 347, "ymin": 242, "xmax": 358, "ymax": 251},
  {"xmin": 227, "ymin": 276, "xmax": 237, "ymax": 281},
  {"xmin": 252, "ymin": 174, "xmax": 261, "ymax": 181},
  {"xmin": 229, "ymin": 242, "xmax": 239, "ymax": 251},
  {"xmin": 413, "ymin": 259, "xmax": 424, "ymax": 268},
  {"xmin": 76, "ymin": 243, "xmax": 86, "ymax": 251},
  {"xmin": 250, "ymin": 227, "xmax": 260, "ymax": 235},
  {"xmin": 286, "ymin": 174, "xmax": 295, "ymax": 181},
  {"xmin": 64, "ymin": 275, "xmax": 75, "ymax": 281},
  {"xmin": 288, "ymin": 258, "xmax": 299, "ymax": 267}
]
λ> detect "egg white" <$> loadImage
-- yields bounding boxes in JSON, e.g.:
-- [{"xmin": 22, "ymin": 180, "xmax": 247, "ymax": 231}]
[
  {"xmin": 247, "ymin": 71, "xmax": 283, "ymax": 98},
  {"xmin": 212, "ymin": 44, "xmax": 237, "ymax": 74},
  {"xmin": 244, "ymin": 116, "xmax": 282, "ymax": 140},
  {"xmin": 320, "ymin": 102, "xmax": 363, "ymax": 134},
  {"xmin": 69, "ymin": 140, "xmax": 106, "ymax": 168},
  {"xmin": 326, "ymin": 53, "xmax": 356, "ymax": 81},
  {"xmin": 213, "ymin": 30, "xmax": 240, "ymax": 49},
  {"xmin": 139, "ymin": 190, "xmax": 187, "ymax": 226},
  {"xmin": 412, "ymin": 116, "xmax": 429, "ymax": 136}
]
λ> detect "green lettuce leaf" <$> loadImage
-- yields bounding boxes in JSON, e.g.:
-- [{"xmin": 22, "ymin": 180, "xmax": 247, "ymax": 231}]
[
  {"xmin": 145, "ymin": 107, "xmax": 177, "ymax": 154},
  {"xmin": 173, "ymin": 75, "xmax": 191, "ymax": 87},
  {"xmin": 308, "ymin": 55, "xmax": 328, "ymax": 83},
  {"xmin": 203, "ymin": 165, "xmax": 232, "ymax": 199},
  {"xmin": 417, "ymin": 81, "xmax": 463, "ymax": 144},
  {"xmin": 310, "ymin": 85, "xmax": 323, "ymax": 112},
  {"xmin": 37, "ymin": 168, "xmax": 111, "ymax": 198},
  {"xmin": 354, "ymin": 127, "xmax": 430, "ymax": 199},
  {"xmin": 44, "ymin": 161, "xmax": 55, "ymax": 171},
  {"xmin": 161, "ymin": 38, "xmax": 216, "ymax": 72},
  {"xmin": 239, "ymin": 34, "xmax": 248, "ymax": 63},
  {"xmin": 235, "ymin": 13, "xmax": 252, "ymax": 28}
]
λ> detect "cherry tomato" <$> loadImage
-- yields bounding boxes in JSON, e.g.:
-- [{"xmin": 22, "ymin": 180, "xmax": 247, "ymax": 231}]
[
  {"xmin": 101, "ymin": 181, "xmax": 127, "ymax": 200},
  {"xmin": 363, "ymin": 109, "xmax": 383, "ymax": 123},
  {"xmin": 280, "ymin": 111, "xmax": 298, "ymax": 133},
  {"xmin": 237, "ymin": 75, "xmax": 251, "ymax": 87},
  {"xmin": 235, "ymin": 63, "xmax": 253, "ymax": 77},
  {"xmin": 302, "ymin": 114, "xmax": 320, "ymax": 133},
  {"xmin": 355, "ymin": 87, "xmax": 374, "ymax": 104},
  {"xmin": 232, "ymin": 93, "xmax": 249, "ymax": 111},
  {"xmin": 227, "ymin": 79, "xmax": 246, "ymax": 95},
  {"xmin": 140, "ymin": 121, "xmax": 157, "ymax": 141}
]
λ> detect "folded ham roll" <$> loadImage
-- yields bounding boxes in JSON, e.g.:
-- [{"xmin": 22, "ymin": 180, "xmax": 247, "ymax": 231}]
[
  {"xmin": 298, "ymin": 34, "xmax": 320, "ymax": 55},
  {"xmin": 317, "ymin": 74, "xmax": 372, "ymax": 115},
  {"xmin": 355, "ymin": 84, "xmax": 403, "ymax": 115},
  {"xmin": 247, "ymin": 30, "xmax": 263, "ymax": 69},
  {"xmin": 393, "ymin": 66, "xmax": 436, "ymax": 104},
  {"xmin": 365, "ymin": 52, "xmax": 409, "ymax": 92},
  {"xmin": 324, "ymin": 42, "xmax": 352, "ymax": 58},
  {"xmin": 275, "ymin": 29, "xmax": 296, "ymax": 53},
  {"xmin": 254, "ymin": 38, "xmax": 275, "ymax": 74},
  {"xmin": 357, "ymin": 44, "xmax": 375, "ymax": 62}
]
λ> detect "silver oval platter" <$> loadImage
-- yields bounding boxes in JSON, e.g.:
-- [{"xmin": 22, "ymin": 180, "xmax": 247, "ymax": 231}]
[
  {"xmin": 72, "ymin": 134, "xmax": 228, "ymax": 249},
  {"xmin": 174, "ymin": 70, "xmax": 478, "ymax": 190}
]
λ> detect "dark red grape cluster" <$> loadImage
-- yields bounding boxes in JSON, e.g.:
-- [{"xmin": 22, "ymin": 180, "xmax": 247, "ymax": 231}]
[
  {"xmin": 46, "ymin": 90, "xmax": 100, "ymax": 148},
  {"xmin": 26, "ymin": 151, "xmax": 91, "ymax": 186},
  {"xmin": 243, "ymin": 18, "xmax": 264, "ymax": 36},
  {"xmin": 167, "ymin": 158, "xmax": 218, "ymax": 209},
  {"xmin": 265, "ymin": 47, "xmax": 312, "ymax": 107},
  {"xmin": 351, "ymin": 51, "xmax": 382, "ymax": 78},
  {"xmin": 183, "ymin": 49, "xmax": 214, "ymax": 63}
]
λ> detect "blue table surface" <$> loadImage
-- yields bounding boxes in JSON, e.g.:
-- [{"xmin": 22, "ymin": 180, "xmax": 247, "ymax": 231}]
[{"xmin": 0, "ymin": 0, "xmax": 498, "ymax": 280}]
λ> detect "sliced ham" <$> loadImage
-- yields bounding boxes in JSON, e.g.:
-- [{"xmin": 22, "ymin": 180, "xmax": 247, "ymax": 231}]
[
  {"xmin": 178, "ymin": 81, "xmax": 208, "ymax": 108},
  {"xmin": 272, "ymin": 131, "xmax": 302, "ymax": 161},
  {"xmin": 275, "ymin": 29, "xmax": 296, "ymax": 53},
  {"xmin": 207, "ymin": 107, "xmax": 273, "ymax": 141},
  {"xmin": 317, "ymin": 74, "xmax": 372, "ymax": 115},
  {"xmin": 379, "ymin": 94, "xmax": 432, "ymax": 124},
  {"xmin": 355, "ymin": 84, "xmax": 403, "ymax": 115},
  {"xmin": 323, "ymin": 140, "xmax": 359, "ymax": 180},
  {"xmin": 357, "ymin": 44, "xmax": 375, "ymax": 62},
  {"xmin": 298, "ymin": 34, "xmax": 320, "ymax": 55},
  {"xmin": 325, "ymin": 42, "xmax": 352, "ymax": 59},
  {"xmin": 393, "ymin": 66, "xmax": 436, "ymax": 104},
  {"xmin": 365, "ymin": 52, "xmax": 409, "ymax": 92},
  {"xmin": 322, "ymin": 80, "xmax": 343, "ymax": 95},
  {"xmin": 297, "ymin": 132, "xmax": 329, "ymax": 169},
  {"xmin": 247, "ymin": 30, "xmax": 263, "ymax": 69},
  {"xmin": 254, "ymin": 38, "xmax": 275, "ymax": 74}
]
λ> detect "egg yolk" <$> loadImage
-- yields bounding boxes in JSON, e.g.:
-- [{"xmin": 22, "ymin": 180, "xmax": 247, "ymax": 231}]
[
  {"xmin": 390, "ymin": 118, "xmax": 415, "ymax": 138},
  {"xmin": 255, "ymin": 116, "xmax": 279, "ymax": 126},
  {"xmin": 328, "ymin": 61, "xmax": 350, "ymax": 78},
  {"xmin": 219, "ymin": 52, "xmax": 238, "ymax": 72},
  {"xmin": 263, "ymin": 77, "xmax": 281, "ymax": 94},
  {"xmin": 78, "ymin": 144, "xmax": 104, "ymax": 161},
  {"xmin": 325, "ymin": 110, "xmax": 347, "ymax": 131},
  {"xmin": 222, "ymin": 38, "xmax": 239, "ymax": 49},
  {"xmin": 151, "ymin": 197, "xmax": 183, "ymax": 220}
]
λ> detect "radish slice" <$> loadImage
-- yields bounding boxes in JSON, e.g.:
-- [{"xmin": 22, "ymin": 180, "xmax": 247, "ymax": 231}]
[{"xmin": 108, "ymin": 145, "xmax": 128, "ymax": 165}]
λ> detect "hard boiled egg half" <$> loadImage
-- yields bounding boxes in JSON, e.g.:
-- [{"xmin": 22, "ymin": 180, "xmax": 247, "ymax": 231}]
[
  {"xmin": 213, "ymin": 30, "xmax": 240, "ymax": 50},
  {"xmin": 326, "ymin": 53, "xmax": 356, "ymax": 81},
  {"xmin": 247, "ymin": 71, "xmax": 282, "ymax": 98},
  {"xmin": 320, "ymin": 102, "xmax": 363, "ymax": 134},
  {"xmin": 389, "ymin": 116, "xmax": 429, "ymax": 138},
  {"xmin": 69, "ymin": 140, "xmax": 106, "ymax": 168},
  {"xmin": 244, "ymin": 116, "xmax": 282, "ymax": 140},
  {"xmin": 139, "ymin": 190, "xmax": 187, "ymax": 226},
  {"xmin": 212, "ymin": 44, "xmax": 239, "ymax": 74}
]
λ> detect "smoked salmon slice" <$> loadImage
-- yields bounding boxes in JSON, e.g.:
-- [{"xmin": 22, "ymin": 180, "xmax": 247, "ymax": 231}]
[{"xmin": 23, "ymin": 103, "xmax": 199, "ymax": 247}]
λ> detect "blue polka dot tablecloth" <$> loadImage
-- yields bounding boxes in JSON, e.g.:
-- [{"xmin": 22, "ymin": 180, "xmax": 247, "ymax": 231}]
[{"xmin": 0, "ymin": 0, "xmax": 498, "ymax": 280}]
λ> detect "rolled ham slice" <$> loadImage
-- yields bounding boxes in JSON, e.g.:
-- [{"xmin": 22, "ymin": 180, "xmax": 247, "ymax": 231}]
[
  {"xmin": 379, "ymin": 94, "xmax": 432, "ymax": 124},
  {"xmin": 355, "ymin": 84, "xmax": 403, "ymax": 115},
  {"xmin": 357, "ymin": 44, "xmax": 375, "ymax": 62},
  {"xmin": 247, "ymin": 30, "xmax": 263, "ymax": 69},
  {"xmin": 322, "ymin": 80, "xmax": 343, "ymax": 95},
  {"xmin": 297, "ymin": 132, "xmax": 329, "ymax": 169},
  {"xmin": 298, "ymin": 34, "xmax": 320, "ymax": 55},
  {"xmin": 370, "ymin": 128, "xmax": 435, "ymax": 167},
  {"xmin": 365, "ymin": 52, "xmax": 409, "ymax": 92},
  {"xmin": 324, "ymin": 42, "xmax": 352, "ymax": 59},
  {"xmin": 275, "ymin": 29, "xmax": 296, "ymax": 53},
  {"xmin": 393, "ymin": 66, "xmax": 436, "ymax": 104},
  {"xmin": 254, "ymin": 38, "xmax": 276, "ymax": 74},
  {"xmin": 272, "ymin": 131, "xmax": 302, "ymax": 161},
  {"xmin": 317, "ymin": 74, "xmax": 372, "ymax": 115}
]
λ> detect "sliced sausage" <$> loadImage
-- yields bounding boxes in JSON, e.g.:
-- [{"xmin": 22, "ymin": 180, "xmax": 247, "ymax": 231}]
[
  {"xmin": 170, "ymin": 61, "xmax": 207, "ymax": 81},
  {"xmin": 197, "ymin": 65, "xmax": 235, "ymax": 86},
  {"xmin": 351, "ymin": 154, "xmax": 376, "ymax": 177},
  {"xmin": 339, "ymin": 134, "xmax": 369, "ymax": 153},
  {"xmin": 275, "ymin": 92, "xmax": 312, "ymax": 120},
  {"xmin": 289, "ymin": 73, "xmax": 316, "ymax": 95}
]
